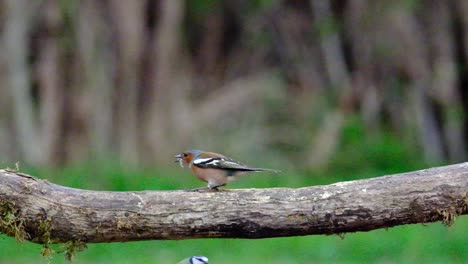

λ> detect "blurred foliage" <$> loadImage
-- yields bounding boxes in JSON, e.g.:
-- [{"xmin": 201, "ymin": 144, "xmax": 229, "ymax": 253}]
[
  {"xmin": 328, "ymin": 116, "xmax": 431, "ymax": 177},
  {"xmin": 2, "ymin": 0, "xmax": 467, "ymax": 168}
]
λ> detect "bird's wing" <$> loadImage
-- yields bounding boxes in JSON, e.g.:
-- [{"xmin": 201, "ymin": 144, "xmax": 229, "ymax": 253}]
[{"xmin": 193, "ymin": 157, "xmax": 254, "ymax": 171}]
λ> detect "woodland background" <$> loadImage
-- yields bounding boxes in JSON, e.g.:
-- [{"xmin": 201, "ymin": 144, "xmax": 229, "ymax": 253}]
[
  {"xmin": 2, "ymin": 0, "xmax": 468, "ymax": 168},
  {"xmin": 0, "ymin": 0, "xmax": 467, "ymax": 263}
]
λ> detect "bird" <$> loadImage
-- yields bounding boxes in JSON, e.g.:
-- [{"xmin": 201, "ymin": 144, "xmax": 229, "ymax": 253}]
[
  {"xmin": 177, "ymin": 256, "xmax": 209, "ymax": 264},
  {"xmin": 175, "ymin": 149, "xmax": 280, "ymax": 190}
]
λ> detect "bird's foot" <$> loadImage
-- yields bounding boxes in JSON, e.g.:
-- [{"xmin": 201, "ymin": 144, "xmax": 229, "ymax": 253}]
[
  {"xmin": 208, "ymin": 186, "xmax": 230, "ymax": 192},
  {"xmin": 184, "ymin": 187, "xmax": 218, "ymax": 192}
]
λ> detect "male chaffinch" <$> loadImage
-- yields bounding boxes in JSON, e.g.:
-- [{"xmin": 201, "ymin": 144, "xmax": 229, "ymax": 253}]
[
  {"xmin": 177, "ymin": 256, "xmax": 208, "ymax": 264},
  {"xmin": 175, "ymin": 149, "xmax": 280, "ymax": 190}
]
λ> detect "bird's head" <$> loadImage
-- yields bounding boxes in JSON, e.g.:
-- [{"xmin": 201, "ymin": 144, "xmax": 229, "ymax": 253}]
[
  {"xmin": 177, "ymin": 256, "xmax": 208, "ymax": 264},
  {"xmin": 190, "ymin": 256, "xmax": 208, "ymax": 264},
  {"xmin": 175, "ymin": 149, "xmax": 203, "ymax": 168}
]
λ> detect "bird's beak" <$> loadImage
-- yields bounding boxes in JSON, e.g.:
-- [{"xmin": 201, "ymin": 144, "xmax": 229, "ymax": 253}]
[{"xmin": 174, "ymin": 153, "xmax": 184, "ymax": 168}]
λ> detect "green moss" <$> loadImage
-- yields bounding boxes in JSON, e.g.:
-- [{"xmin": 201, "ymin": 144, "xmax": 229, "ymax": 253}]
[
  {"xmin": 435, "ymin": 193, "xmax": 468, "ymax": 227},
  {"xmin": 38, "ymin": 239, "xmax": 88, "ymax": 261},
  {"xmin": 40, "ymin": 245, "xmax": 55, "ymax": 259},
  {"xmin": 0, "ymin": 199, "xmax": 88, "ymax": 261},
  {"xmin": 63, "ymin": 241, "xmax": 87, "ymax": 261},
  {"xmin": 462, "ymin": 193, "xmax": 468, "ymax": 212},
  {"xmin": 0, "ymin": 201, "xmax": 27, "ymax": 242},
  {"xmin": 437, "ymin": 209, "xmax": 457, "ymax": 227},
  {"xmin": 37, "ymin": 217, "xmax": 53, "ymax": 244},
  {"xmin": 37, "ymin": 218, "xmax": 88, "ymax": 261},
  {"xmin": 337, "ymin": 233, "xmax": 346, "ymax": 240}
]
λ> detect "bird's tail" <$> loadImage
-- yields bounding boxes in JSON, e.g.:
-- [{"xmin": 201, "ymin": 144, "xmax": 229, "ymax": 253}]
[{"xmin": 250, "ymin": 168, "xmax": 281, "ymax": 173}]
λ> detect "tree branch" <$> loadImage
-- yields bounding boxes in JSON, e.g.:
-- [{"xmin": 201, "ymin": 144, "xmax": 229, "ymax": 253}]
[{"xmin": 0, "ymin": 164, "xmax": 467, "ymax": 244}]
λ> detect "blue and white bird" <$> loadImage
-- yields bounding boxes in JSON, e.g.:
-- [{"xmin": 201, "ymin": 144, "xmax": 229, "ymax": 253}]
[{"xmin": 177, "ymin": 256, "xmax": 209, "ymax": 264}]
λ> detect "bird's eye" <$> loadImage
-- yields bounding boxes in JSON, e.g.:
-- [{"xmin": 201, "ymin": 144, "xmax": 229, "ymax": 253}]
[{"xmin": 183, "ymin": 153, "xmax": 188, "ymax": 157}]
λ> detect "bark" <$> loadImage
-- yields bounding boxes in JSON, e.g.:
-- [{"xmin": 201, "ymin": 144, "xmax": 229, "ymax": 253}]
[{"xmin": 0, "ymin": 163, "xmax": 467, "ymax": 244}]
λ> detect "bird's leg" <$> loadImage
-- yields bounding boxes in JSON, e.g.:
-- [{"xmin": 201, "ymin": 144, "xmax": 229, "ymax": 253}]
[
  {"xmin": 208, "ymin": 183, "xmax": 226, "ymax": 191},
  {"xmin": 184, "ymin": 187, "xmax": 211, "ymax": 192},
  {"xmin": 183, "ymin": 183, "xmax": 228, "ymax": 192}
]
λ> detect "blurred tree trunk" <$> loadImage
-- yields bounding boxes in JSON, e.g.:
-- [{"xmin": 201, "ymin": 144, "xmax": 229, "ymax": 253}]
[
  {"xmin": 0, "ymin": 0, "xmax": 467, "ymax": 167},
  {"xmin": 307, "ymin": 0, "xmax": 350, "ymax": 167},
  {"xmin": 76, "ymin": 0, "xmax": 115, "ymax": 159},
  {"xmin": 0, "ymin": 26, "xmax": 14, "ymax": 162},
  {"xmin": 0, "ymin": 76, "xmax": 15, "ymax": 163},
  {"xmin": 344, "ymin": 0, "xmax": 381, "ymax": 128},
  {"xmin": 145, "ymin": 0, "xmax": 191, "ymax": 162},
  {"xmin": 110, "ymin": 0, "xmax": 145, "ymax": 166},
  {"xmin": 388, "ymin": 3, "xmax": 444, "ymax": 162},
  {"xmin": 456, "ymin": 0, "xmax": 468, "ymax": 59},
  {"xmin": 37, "ymin": 0, "xmax": 64, "ymax": 165},
  {"xmin": 4, "ymin": 0, "xmax": 43, "ymax": 165},
  {"xmin": 196, "ymin": 3, "xmax": 224, "ymax": 91},
  {"xmin": 426, "ymin": 1, "xmax": 466, "ymax": 162}
]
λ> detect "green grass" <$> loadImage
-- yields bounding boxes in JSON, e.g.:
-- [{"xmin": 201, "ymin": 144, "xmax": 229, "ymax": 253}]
[{"xmin": 1, "ymin": 217, "xmax": 467, "ymax": 263}]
